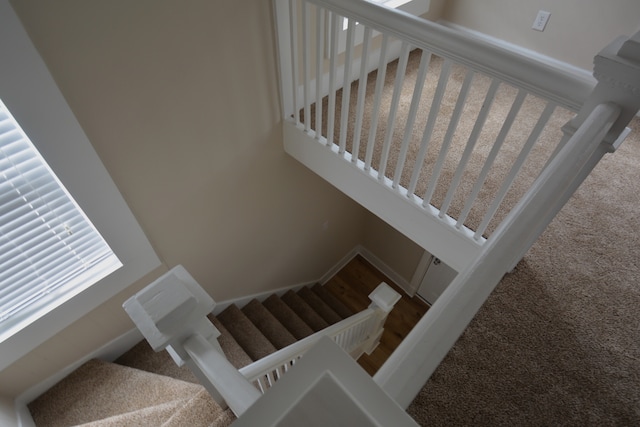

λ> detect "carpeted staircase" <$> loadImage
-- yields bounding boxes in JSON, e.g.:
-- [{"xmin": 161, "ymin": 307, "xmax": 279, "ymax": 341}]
[{"xmin": 27, "ymin": 283, "xmax": 354, "ymax": 426}]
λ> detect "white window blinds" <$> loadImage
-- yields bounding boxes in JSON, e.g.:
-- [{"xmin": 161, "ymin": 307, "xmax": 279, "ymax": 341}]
[{"xmin": 0, "ymin": 98, "xmax": 122, "ymax": 341}]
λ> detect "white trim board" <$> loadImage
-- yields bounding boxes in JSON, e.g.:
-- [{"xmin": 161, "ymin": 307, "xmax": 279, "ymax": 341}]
[
  {"xmin": 0, "ymin": 0, "xmax": 162, "ymax": 372},
  {"xmin": 437, "ymin": 20, "xmax": 596, "ymax": 85}
]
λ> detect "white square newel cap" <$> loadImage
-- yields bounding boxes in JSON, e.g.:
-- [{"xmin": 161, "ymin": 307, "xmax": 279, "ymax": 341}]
[
  {"xmin": 369, "ymin": 282, "xmax": 401, "ymax": 313},
  {"xmin": 123, "ymin": 265, "xmax": 215, "ymax": 352}
]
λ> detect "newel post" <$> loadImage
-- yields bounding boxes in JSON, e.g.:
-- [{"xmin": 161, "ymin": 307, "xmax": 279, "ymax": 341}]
[
  {"xmin": 565, "ymin": 30, "xmax": 640, "ymax": 147},
  {"xmin": 365, "ymin": 282, "xmax": 401, "ymax": 354},
  {"xmin": 122, "ymin": 266, "xmax": 260, "ymax": 414}
]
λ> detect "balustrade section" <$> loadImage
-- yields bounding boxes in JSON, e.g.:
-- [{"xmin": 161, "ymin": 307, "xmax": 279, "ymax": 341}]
[
  {"xmin": 240, "ymin": 281, "xmax": 399, "ymax": 394},
  {"xmin": 275, "ymin": 0, "xmax": 595, "ymax": 248}
]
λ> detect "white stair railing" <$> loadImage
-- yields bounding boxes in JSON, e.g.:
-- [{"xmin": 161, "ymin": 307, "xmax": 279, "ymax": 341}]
[
  {"xmin": 122, "ymin": 265, "xmax": 260, "ymax": 416},
  {"xmin": 240, "ymin": 282, "xmax": 400, "ymax": 393},
  {"xmin": 123, "ymin": 266, "xmax": 400, "ymax": 416},
  {"xmin": 274, "ymin": 0, "xmax": 600, "ymax": 272}
]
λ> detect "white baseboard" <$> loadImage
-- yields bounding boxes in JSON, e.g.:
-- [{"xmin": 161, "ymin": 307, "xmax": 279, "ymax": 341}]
[
  {"xmin": 213, "ymin": 245, "xmax": 364, "ymax": 314},
  {"xmin": 357, "ymin": 246, "xmax": 413, "ymax": 296},
  {"xmin": 211, "ymin": 281, "xmax": 314, "ymax": 315}
]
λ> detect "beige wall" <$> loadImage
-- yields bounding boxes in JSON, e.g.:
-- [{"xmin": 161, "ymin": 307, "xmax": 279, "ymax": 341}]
[
  {"xmin": 363, "ymin": 214, "xmax": 424, "ymax": 285},
  {"xmin": 442, "ymin": 0, "xmax": 640, "ymax": 70},
  {"xmin": 2, "ymin": 0, "xmax": 369, "ymax": 397}
]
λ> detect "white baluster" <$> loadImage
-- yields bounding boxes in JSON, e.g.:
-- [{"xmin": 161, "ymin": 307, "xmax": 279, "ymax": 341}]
[
  {"xmin": 315, "ymin": 5, "xmax": 324, "ymax": 139},
  {"xmin": 378, "ymin": 42, "xmax": 411, "ymax": 180},
  {"xmin": 289, "ymin": 0, "xmax": 300, "ymax": 125},
  {"xmin": 339, "ymin": 18, "xmax": 356, "ymax": 153},
  {"xmin": 406, "ymin": 58, "xmax": 453, "ymax": 196},
  {"xmin": 393, "ymin": 49, "xmax": 432, "ymax": 189},
  {"xmin": 302, "ymin": 0, "xmax": 311, "ymax": 132},
  {"xmin": 326, "ymin": 11, "xmax": 340, "ymax": 146}
]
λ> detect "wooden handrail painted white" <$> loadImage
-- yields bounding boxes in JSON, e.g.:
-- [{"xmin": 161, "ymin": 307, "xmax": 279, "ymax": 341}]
[
  {"xmin": 373, "ymin": 102, "xmax": 622, "ymax": 408},
  {"xmin": 304, "ymin": 0, "xmax": 594, "ymax": 111}
]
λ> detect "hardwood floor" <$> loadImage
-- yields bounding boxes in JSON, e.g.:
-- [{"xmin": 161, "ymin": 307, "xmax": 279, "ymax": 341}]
[{"xmin": 324, "ymin": 255, "xmax": 430, "ymax": 375}]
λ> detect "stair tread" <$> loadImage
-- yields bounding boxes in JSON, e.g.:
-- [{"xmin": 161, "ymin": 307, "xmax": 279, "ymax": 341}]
[
  {"xmin": 28, "ymin": 359, "xmax": 204, "ymax": 427},
  {"xmin": 281, "ymin": 290, "xmax": 330, "ymax": 332},
  {"xmin": 242, "ymin": 299, "xmax": 297, "ymax": 349},
  {"xmin": 216, "ymin": 304, "xmax": 277, "ymax": 361},
  {"xmin": 312, "ymin": 283, "xmax": 354, "ymax": 319},
  {"xmin": 115, "ymin": 340, "xmax": 198, "ymax": 384},
  {"xmin": 209, "ymin": 314, "xmax": 255, "ymax": 369},
  {"xmin": 298, "ymin": 286, "xmax": 343, "ymax": 324},
  {"xmin": 262, "ymin": 294, "xmax": 315, "ymax": 340}
]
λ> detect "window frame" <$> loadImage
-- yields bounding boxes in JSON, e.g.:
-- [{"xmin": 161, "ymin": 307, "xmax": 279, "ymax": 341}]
[{"xmin": 0, "ymin": 0, "xmax": 162, "ymax": 371}]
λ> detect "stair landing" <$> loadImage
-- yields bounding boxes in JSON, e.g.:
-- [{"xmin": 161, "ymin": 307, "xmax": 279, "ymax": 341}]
[{"xmin": 324, "ymin": 255, "xmax": 430, "ymax": 375}]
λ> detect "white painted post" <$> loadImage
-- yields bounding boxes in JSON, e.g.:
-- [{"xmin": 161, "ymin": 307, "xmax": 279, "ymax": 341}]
[
  {"xmin": 122, "ymin": 266, "xmax": 260, "ymax": 416},
  {"xmin": 364, "ymin": 282, "xmax": 401, "ymax": 354}
]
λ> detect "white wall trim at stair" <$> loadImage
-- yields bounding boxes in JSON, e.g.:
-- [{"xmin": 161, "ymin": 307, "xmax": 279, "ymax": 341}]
[
  {"xmin": 437, "ymin": 20, "xmax": 596, "ymax": 85},
  {"xmin": 211, "ymin": 282, "xmax": 315, "ymax": 316}
]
